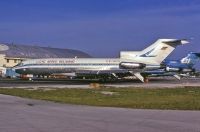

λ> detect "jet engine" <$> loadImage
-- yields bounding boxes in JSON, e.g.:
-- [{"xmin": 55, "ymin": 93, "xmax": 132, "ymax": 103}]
[
  {"xmin": 165, "ymin": 67, "xmax": 194, "ymax": 72},
  {"xmin": 165, "ymin": 67, "xmax": 180, "ymax": 72},
  {"xmin": 181, "ymin": 68, "xmax": 194, "ymax": 72},
  {"xmin": 119, "ymin": 62, "xmax": 146, "ymax": 69}
]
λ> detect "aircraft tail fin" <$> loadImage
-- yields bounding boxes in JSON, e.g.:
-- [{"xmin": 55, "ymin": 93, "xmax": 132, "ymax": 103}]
[
  {"xmin": 181, "ymin": 52, "xmax": 200, "ymax": 66},
  {"xmin": 121, "ymin": 39, "xmax": 189, "ymax": 65},
  {"xmin": 138, "ymin": 39, "xmax": 189, "ymax": 64}
]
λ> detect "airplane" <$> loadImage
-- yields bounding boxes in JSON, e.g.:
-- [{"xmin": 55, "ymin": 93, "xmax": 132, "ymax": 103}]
[
  {"xmin": 14, "ymin": 39, "xmax": 189, "ymax": 82},
  {"xmin": 143, "ymin": 52, "xmax": 200, "ymax": 79}
]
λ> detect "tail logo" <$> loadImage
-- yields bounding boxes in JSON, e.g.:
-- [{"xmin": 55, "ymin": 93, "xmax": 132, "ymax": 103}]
[
  {"xmin": 140, "ymin": 48, "xmax": 157, "ymax": 57},
  {"xmin": 161, "ymin": 46, "xmax": 168, "ymax": 50},
  {"xmin": 181, "ymin": 58, "xmax": 191, "ymax": 64}
]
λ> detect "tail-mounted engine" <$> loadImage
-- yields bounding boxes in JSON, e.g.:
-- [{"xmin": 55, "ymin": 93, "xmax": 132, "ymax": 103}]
[
  {"xmin": 165, "ymin": 67, "xmax": 194, "ymax": 72},
  {"xmin": 119, "ymin": 62, "xmax": 146, "ymax": 69}
]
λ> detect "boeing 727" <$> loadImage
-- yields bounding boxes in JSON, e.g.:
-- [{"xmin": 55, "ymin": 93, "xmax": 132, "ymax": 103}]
[{"xmin": 14, "ymin": 39, "xmax": 189, "ymax": 82}]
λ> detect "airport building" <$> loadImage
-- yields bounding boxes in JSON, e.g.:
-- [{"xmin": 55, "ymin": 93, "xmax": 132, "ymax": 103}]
[{"xmin": 0, "ymin": 43, "xmax": 90, "ymax": 77}]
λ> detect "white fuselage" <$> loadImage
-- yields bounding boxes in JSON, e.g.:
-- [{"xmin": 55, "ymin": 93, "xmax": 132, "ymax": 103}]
[
  {"xmin": 14, "ymin": 58, "xmax": 160, "ymax": 75},
  {"xmin": 15, "ymin": 58, "xmax": 120, "ymax": 75}
]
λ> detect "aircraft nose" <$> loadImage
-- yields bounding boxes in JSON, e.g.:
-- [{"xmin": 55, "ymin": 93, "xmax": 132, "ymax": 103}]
[{"xmin": 13, "ymin": 67, "xmax": 25, "ymax": 74}]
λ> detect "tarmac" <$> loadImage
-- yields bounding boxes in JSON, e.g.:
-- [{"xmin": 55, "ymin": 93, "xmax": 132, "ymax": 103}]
[
  {"xmin": 0, "ymin": 94, "xmax": 200, "ymax": 132},
  {"xmin": 0, "ymin": 78, "xmax": 200, "ymax": 132},
  {"xmin": 0, "ymin": 77, "xmax": 200, "ymax": 89}
]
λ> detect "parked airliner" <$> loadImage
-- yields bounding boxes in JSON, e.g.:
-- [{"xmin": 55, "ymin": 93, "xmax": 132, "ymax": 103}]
[
  {"xmin": 14, "ymin": 39, "xmax": 189, "ymax": 82},
  {"xmin": 144, "ymin": 52, "xmax": 200, "ymax": 79}
]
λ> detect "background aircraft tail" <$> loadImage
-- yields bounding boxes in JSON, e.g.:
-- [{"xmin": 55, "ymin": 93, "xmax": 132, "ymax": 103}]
[{"xmin": 181, "ymin": 52, "xmax": 200, "ymax": 66}]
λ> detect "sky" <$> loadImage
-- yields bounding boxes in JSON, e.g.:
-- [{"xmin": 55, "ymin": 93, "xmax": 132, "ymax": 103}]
[{"xmin": 0, "ymin": 0, "xmax": 200, "ymax": 67}]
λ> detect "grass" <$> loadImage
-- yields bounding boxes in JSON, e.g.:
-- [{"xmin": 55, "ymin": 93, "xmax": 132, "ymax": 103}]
[{"xmin": 0, "ymin": 87, "xmax": 200, "ymax": 110}]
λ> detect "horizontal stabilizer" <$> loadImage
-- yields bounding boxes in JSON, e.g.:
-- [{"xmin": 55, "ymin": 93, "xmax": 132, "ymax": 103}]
[
  {"xmin": 191, "ymin": 52, "xmax": 200, "ymax": 57},
  {"xmin": 162, "ymin": 39, "xmax": 189, "ymax": 45}
]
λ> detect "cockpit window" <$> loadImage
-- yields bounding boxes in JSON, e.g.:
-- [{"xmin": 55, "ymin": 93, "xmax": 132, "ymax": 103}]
[{"xmin": 15, "ymin": 63, "xmax": 24, "ymax": 67}]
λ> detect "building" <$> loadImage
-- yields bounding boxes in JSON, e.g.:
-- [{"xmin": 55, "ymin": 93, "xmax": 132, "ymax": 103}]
[
  {"xmin": 0, "ymin": 43, "xmax": 91, "ymax": 68},
  {"xmin": 0, "ymin": 43, "xmax": 91, "ymax": 77},
  {"xmin": 0, "ymin": 66, "xmax": 6, "ymax": 77},
  {"xmin": 0, "ymin": 54, "xmax": 5, "ymax": 67}
]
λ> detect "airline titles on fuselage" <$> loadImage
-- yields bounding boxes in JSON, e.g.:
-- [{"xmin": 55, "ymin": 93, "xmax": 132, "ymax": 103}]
[
  {"xmin": 36, "ymin": 59, "xmax": 75, "ymax": 64},
  {"xmin": 35, "ymin": 59, "xmax": 120, "ymax": 65}
]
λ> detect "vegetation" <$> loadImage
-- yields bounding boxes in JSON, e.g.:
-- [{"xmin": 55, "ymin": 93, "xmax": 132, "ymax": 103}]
[{"xmin": 0, "ymin": 87, "xmax": 200, "ymax": 110}]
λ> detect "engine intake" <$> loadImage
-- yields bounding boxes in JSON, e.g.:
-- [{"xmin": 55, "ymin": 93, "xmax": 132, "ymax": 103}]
[{"xmin": 119, "ymin": 62, "xmax": 146, "ymax": 69}]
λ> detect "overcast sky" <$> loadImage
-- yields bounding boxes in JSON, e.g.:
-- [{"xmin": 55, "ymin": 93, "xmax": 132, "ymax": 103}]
[{"xmin": 0, "ymin": 0, "xmax": 200, "ymax": 67}]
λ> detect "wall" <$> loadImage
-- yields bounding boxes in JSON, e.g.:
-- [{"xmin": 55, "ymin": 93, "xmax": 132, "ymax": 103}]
[{"xmin": 4, "ymin": 57, "xmax": 24, "ymax": 68}]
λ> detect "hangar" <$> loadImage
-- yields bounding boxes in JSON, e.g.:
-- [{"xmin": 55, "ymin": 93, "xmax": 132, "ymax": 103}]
[
  {"xmin": 0, "ymin": 43, "xmax": 90, "ymax": 77},
  {"xmin": 0, "ymin": 43, "xmax": 90, "ymax": 68}
]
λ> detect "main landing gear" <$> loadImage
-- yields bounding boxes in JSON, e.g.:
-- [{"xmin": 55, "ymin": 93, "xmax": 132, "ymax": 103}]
[{"xmin": 144, "ymin": 77, "xmax": 149, "ymax": 83}]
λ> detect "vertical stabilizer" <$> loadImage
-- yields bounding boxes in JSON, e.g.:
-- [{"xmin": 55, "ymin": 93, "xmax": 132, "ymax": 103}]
[
  {"xmin": 138, "ymin": 39, "xmax": 189, "ymax": 64},
  {"xmin": 121, "ymin": 39, "xmax": 189, "ymax": 65},
  {"xmin": 181, "ymin": 52, "xmax": 200, "ymax": 66}
]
